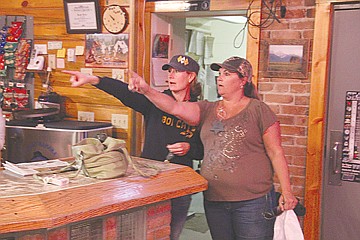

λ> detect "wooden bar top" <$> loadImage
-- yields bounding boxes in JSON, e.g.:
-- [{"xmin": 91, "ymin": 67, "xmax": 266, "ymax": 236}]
[{"xmin": 0, "ymin": 157, "xmax": 208, "ymax": 234}]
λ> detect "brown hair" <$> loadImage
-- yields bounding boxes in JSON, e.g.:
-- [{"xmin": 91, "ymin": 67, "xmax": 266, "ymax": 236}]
[
  {"xmin": 186, "ymin": 71, "xmax": 202, "ymax": 100},
  {"xmin": 244, "ymin": 82, "xmax": 259, "ymax": 100},
  {"xmin": 236, "ymin": 72, "xmax": 259, "ymax": 100},
  {"xmin": 190, "ymin": 80, "xmax": 202, "ymax": 100}
]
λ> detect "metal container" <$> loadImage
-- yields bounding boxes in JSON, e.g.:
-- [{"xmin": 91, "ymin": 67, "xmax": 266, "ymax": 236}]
[{"xmin": 5, "ymin": 120, "xmax": 113, "ymax": 163}]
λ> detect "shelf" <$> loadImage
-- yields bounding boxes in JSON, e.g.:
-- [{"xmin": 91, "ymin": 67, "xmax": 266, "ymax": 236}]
[{"xmin": 26, "ymin": 69, "xmax": 47, "ymax": 74}]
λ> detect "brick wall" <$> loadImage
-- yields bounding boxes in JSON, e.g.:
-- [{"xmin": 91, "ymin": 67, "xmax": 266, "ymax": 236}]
[
  {"xmin": 146, "ymin": 201, "xmax": 172, "ymax": 240},
  {"xmin": 258, "ymin": 0, "xmax": 316, "ymax": 201},
  {"xmin": 0, "ymin": 201, "xmax": 172, "ymax": 240}
]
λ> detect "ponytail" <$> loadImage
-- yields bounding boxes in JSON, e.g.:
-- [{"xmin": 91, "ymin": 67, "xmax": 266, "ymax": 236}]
[{"xmin": 244, "ymin": 82, "xmax": 259, "ymax": 100}]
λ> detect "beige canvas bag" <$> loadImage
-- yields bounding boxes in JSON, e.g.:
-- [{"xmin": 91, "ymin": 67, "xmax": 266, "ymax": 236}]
[{"xmin": 72, "ymin": 137, "xmax": 158, "ymax": 179}]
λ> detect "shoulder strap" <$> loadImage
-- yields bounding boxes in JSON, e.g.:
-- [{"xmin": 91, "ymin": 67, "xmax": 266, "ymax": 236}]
[{"xmin": 120, "ymin": 147, "xmax": 160, "ymax": 177}]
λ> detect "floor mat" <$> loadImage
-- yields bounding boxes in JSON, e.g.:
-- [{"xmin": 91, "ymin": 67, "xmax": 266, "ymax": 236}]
[{"xmin": 184, "ymin": 213, "xmax": 209, "ymax": 233}]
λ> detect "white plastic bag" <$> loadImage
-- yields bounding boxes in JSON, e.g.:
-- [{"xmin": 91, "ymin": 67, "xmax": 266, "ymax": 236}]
[{"xmin": 274, "ymin": 210, "xmax": 304, "ymax": 240}]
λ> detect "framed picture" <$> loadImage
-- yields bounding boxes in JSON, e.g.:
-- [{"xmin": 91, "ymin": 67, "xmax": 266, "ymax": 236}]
[
  {"xmin": 263, "ymin": 39, "xmax": 310, "ymax": 79},
  {"xmin": 63, "ymin": 0, "xmax": 102, "ymax": 34},
  {"xmin": 152, "ymin": 34, "xmax": 170, "ymax": 58},
  {"xmin": 85, "ymin": 33, "xmax": 129, "ymax": 68}
]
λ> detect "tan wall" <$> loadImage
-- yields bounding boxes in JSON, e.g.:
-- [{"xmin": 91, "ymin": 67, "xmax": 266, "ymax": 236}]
[{"xmin": 0, "ymin": 0, "xmax": 136, "ymax": 152}]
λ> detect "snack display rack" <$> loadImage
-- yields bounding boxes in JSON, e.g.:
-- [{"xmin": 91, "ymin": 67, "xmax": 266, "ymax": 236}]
[{"xmin": 0, "ymin": 15, "xmax": 34, "ymax": 120}]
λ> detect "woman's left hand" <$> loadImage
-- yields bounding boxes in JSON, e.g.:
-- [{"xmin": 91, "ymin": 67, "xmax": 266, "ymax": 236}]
[
  {"xmin": 279, "ymin": 191, "xmax": 298, "ymax": 211},
  {"xmin": 167, "ymin": 142, "xmax": 190, "ymax": 156}
]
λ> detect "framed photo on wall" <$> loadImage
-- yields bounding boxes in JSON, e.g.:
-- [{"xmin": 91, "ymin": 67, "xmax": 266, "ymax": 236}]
[
  {"xmin": 263, "ymin": 39, "xmax": 310, "ymax": 79},
  {"xmin": 152, "ymin": 34, "xmax": 170, "ymax": 58},
  {"xmin": 63, "ymin": 0, "xmax": 102, "ymax": 34},
  {"xmin": 85, "ymin": 33, "xmax": 129, "ymax": 68}
]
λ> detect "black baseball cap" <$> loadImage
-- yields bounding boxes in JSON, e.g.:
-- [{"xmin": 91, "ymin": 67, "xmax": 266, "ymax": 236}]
[{"xmin": 162, "ymin": 55, "xmax": 200, "ymax": 74}]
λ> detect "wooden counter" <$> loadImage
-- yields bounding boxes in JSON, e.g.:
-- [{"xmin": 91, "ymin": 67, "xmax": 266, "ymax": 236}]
[{"xmin": 0, "ymin": 157, "xmax": 208, "ymax": 237}]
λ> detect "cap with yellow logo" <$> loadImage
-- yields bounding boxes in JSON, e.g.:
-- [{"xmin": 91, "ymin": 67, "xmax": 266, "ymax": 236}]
[{"xmin": 162, "ymin": 55, "xmax": 200, "ymax": 74}]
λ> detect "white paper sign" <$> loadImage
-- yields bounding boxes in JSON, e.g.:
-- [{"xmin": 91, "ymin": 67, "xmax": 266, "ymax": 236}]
[
  {"xmin": 34, "ymin": 44, "xmax": 47, "ymax": 54},
  {"xmin": 56, "ymin": 58, "xmax": 65, "ymax": 69},
  {"xmin": 48, "ymin": 41, "xmax": 63, "ymax": 50}
]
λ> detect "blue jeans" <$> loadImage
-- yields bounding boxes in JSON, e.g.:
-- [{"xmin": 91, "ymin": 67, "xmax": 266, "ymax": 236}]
[
  {"xmin": 204, "ymin": 189, "xmax": 276, "ymax": 240},
  {"xmin": 170, "ymin": 194, "xmax": 192, "ymax": 240}
]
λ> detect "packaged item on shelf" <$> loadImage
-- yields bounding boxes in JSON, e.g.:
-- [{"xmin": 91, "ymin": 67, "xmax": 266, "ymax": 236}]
[
  {"xmin": 4, "ymin": 42, "xmax": 17, "ymax": 68},
  {"xmin": 6, "ymin": 21, "xmax": 23, "ymax": 42},
  {"xmin": 14, "ymin": 87, "xmax": 29, "ymax": 109},
  {"xmin": 0, "ymin": 54, "xmax": 5, "ymax": 76},
  {"xmin": 3, "ymin": 87, "xmax": 13, "ymax": 109},
  {"xmin": 13, "ymin": 39, "xmax": 31, "ymax": 81}
]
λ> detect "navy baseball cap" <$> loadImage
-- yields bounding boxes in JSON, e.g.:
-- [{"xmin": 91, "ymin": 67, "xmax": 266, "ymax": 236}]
[{"xmin": 162, "ymin": 55, "xmax": 200, "ymax": 74}]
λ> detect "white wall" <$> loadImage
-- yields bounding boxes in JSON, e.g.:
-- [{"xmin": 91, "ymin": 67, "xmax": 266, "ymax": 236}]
[
  {"xmin": 150, "ymin": 15, "xmax": 187, "ymax": 91},
  {"xmin": 185, "ymin": 18, "xmax": 247, "ymax": 101},
  {"xmin": 210, "ymin": 20, "xmax": 247, "ymax": 64},
  {"xmin": 150, "ymin": 14, "xmax": 247, "ymax": 99}
]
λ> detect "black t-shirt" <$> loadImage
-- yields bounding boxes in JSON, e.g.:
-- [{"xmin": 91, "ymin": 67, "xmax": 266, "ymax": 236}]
[{"xmin": 96, "ymin": 77, "xmax": 203, "ymax": 167}]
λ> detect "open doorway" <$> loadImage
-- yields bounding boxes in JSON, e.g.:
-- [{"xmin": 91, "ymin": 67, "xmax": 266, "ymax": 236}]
[
  {"xmin": 149, "ymin": 12, "xmax": 248, "ymax": 101},
  {"xmin": 185, "ymin": 16, "xmax": 248, "ymax": 101}
]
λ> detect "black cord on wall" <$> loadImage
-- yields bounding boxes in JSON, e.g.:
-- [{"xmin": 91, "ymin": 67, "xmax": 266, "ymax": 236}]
[{"xmin": 233, "ymin": 0, "xmax": 286, "ymax": 48}]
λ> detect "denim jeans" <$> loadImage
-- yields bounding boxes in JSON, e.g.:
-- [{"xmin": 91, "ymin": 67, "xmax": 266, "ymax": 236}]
[
  {"xmin": 204, "ymin": 189, "xmax": 276, "ymax": 240},
  {"xmin": 170, "ymin": 194, "xmax": 192, "ymax": 240}
]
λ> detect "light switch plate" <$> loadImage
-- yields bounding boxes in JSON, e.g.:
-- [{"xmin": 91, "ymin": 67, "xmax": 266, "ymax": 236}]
[
  {"xmin": 67, "ymin": 48, "xmax": 76, "ymax": 62},
  {"xmin": 111, "ymin": 114, "xmax": 128, "ymax": 129},
  {"xmin": 78, "ymin": 111, "xmax": 94, "ymax": 122},
  {"xmin": 48, "ymin": 54, "xmax": 56, "ymax": 69},
  {"xmin": 112, "ymin": 69, "xmax": 125, "ymax": 81},
  {"xmin": 80, "ymin": 68, "xmax": 93, "ymax": 75}
]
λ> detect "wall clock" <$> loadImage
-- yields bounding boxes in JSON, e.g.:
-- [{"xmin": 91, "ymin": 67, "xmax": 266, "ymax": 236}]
[{"xmin": 102, "ymin": 5, "xmax": 129, "ymax": 34}]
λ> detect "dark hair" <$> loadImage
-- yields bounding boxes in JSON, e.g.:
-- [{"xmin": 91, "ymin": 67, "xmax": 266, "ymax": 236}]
[
  {"xmin": 244, "ymin": 82, "xmax": 259, "ymax": 100},
  {"xmin": 190, "ymin": 80, "xmax": 202, "ymax": 100},
  {"xmin": 235, "ymin": 71, "xmax": 259, "ymax": 100}
]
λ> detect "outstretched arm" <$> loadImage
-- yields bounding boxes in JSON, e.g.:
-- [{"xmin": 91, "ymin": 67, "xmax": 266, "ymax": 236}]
[
  {"xmin": 263, "ymin": 122, "xmax": 298, "ymax": 211},
  {"xmin": 62, "ymin": 70, "xmax": 154, "ymax": 115},
  {"xmin": 128, "ymin": 70, "xmax": 201, "ymax": 126},
  {"xmin": 62, "ymin": 70, "xmax": 100, "ymax": 86}
]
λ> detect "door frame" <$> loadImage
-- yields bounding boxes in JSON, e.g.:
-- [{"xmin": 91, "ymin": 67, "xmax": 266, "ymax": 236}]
[
  {"xmin": 304, "ymin": 0, "xmax": 355, "ymax": 239},
  {"xmin": 133, "ymin": 0, "xmax": 262, "ymax": 155},
  {"xmin": 140, "ymin": 1, "xmax": 261, "ymax": 86}
]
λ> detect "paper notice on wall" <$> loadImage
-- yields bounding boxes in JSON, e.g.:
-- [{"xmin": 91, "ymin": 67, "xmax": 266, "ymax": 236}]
[
  {"xmin": 34, "ymin": 44, "xmax": 47, "ymax": 54},
  {"xmin": 56, "ymin": 58, "xmax": 65, "ymax": 68},
  {"xmin": 75, "ymin": 46, "xmax": 84, "ymax": 55},
  {"xmin": 151, "ymin": 58, "xmax": 168, "ymax": 87},
  {"xmin": 57, "ymin": 48, "xmax": 66, "ymax": 58},
  {"xmin": 48, "ymin": 41, "xmax": 63, "ymax": 50}
]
